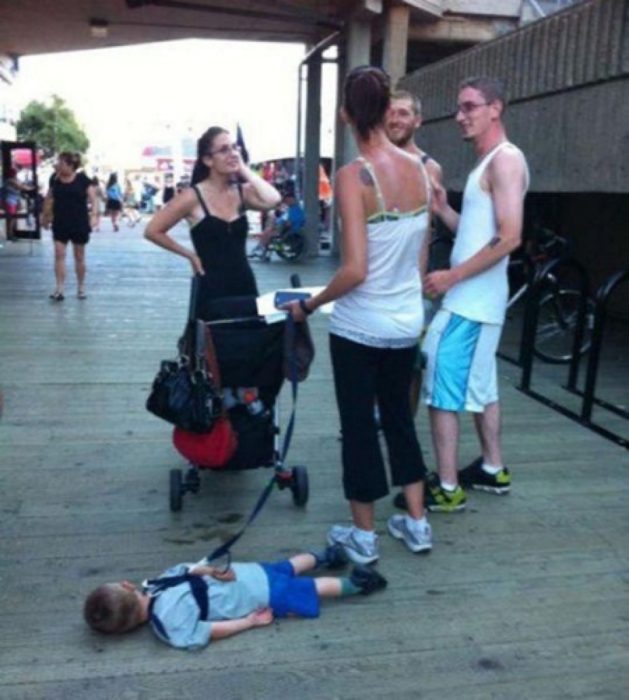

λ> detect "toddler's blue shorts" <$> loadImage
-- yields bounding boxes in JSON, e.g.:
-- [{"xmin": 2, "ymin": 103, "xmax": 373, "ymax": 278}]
[{"xmin": 261, "ymin": 560, "xmax": 320, "ymax": 618}]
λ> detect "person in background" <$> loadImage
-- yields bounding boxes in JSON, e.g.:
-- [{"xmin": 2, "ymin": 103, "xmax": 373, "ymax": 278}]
[
  {"xmin": 122, "ymin": 177, "xmax": 141, "ymax": 226},
  {"xmin": 42, "ymin": 152, "xmax": 98, "ymax": 301},
  {"xmin": 141, "ymin": 179, "xmax": 158, "ymax": 213},
  {"xmin": 318, "ymin": 164, "xmax": 333, "ymax": 233},
  {"xmin": 249, "ymin": 187, "xmax": 305, "ymax": 261},
  {"xmin": 284, "ymin": 66, "xmax": 433, "ymax": 563},
  {"xmin": 105, "ymin": 173, "xmax": 124, "ymax": 232},
  {"xmin": 90, "ymin": 176, "xmax": 105, "ymax": 232},
  {"xmin": 176, "ymin": 174, "xmax": 191, "ymax": 195},
  {"xmin": 1, "ymin": 166, "xmax": 34, "ymax": 242},
  {"xmin": 162, "ymin": 173, "xmax": 176, "ymax": 206}
]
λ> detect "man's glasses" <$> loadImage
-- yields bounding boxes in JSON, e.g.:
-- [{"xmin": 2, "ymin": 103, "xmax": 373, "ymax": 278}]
[
  {"xmin": 209, "ymin": 143, "xmax": 240, "ymax": 157},
  {"xmin": 456, "ymin": 101, "xmax": 490, "ymax": 115}
]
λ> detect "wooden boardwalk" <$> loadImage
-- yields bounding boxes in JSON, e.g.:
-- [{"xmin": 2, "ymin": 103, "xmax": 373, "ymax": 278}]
[{"xmin": 1, "ymin": 224, "xmax": 628, "ymax": 700}]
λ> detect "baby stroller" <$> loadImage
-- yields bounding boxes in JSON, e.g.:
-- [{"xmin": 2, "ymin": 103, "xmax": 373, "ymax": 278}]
[{"xmin": 167, "ymin": 275, "xmax": 309, "ymax": 512}]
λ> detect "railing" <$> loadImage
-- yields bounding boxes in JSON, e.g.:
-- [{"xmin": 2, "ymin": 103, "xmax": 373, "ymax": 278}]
[
  {"xmin": 519, "ymin": 257, "xmax": 590, "ymax": 390},
  {"xmin": 516, "ymin": 263, "xmax": 628, "ymax": 449},
  {"xmin": 575, "ymin": 270, "xmax": 629, "ymax": 423},
  {"xmin": 498, "ymin": 257, "xmax": 537, "ymax": 367}
]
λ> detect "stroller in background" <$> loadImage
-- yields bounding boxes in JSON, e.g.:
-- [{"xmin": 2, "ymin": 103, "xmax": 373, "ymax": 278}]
[{"xmin": 168, "ymin": 274, "xmax": 309, "ymax": 512}]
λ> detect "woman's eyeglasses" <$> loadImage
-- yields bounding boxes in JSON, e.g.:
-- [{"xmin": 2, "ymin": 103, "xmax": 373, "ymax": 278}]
[{"xmin": 209, "ymin": 143, "xmax": 240, "ymax": 157}]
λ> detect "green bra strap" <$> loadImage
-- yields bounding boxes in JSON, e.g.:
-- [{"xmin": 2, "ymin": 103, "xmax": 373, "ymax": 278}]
[{"xmin": 358, "ymin": 157, "xmax": 386, "ymax": 214}]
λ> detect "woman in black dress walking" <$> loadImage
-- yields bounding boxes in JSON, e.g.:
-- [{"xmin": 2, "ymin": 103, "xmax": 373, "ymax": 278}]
[
  {"xmin": 42, "ymin": 152, "xmax": 98, "ymax": 301},
  {"xmin": 144, "ymin": 126, "xmax": 281, "ymax": 316}
]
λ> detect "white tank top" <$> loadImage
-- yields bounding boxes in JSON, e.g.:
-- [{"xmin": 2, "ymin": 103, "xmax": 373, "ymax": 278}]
[
  {"xmin": 443, "ymin": 141, "xmax": 529, "ymax": 325},
  {"xmin": 330, "ymin": 157, "xmax": 431, "ymax": 348}
]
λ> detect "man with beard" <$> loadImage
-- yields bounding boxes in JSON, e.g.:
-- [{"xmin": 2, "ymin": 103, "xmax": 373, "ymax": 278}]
[
  {"xmin": 385, "ymin": 90, "xmax": 445, "ymax": 513},
  {"xmin": 385, "ymin": 90, "xmax": 443, "ymax": 190}
]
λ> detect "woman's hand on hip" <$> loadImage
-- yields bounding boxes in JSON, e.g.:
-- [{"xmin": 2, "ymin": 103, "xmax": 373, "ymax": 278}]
[{"xmin": 189, "ymin": 254, "xmax": 205, "ymax": 276}]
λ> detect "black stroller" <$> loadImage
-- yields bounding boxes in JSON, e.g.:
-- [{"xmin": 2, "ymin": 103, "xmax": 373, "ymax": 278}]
[{"xmin": 167, "ymin": 275, "xmax": 309, "ymax": 512}]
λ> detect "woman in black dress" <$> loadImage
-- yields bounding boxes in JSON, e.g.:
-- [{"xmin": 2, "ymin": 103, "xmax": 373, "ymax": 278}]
[
  {"xmin": 42, "ymin": 152, "xmax": 98, "ymax": 301},
  {"xmin": 144, "ymin": 126, "xmax": 281, "ymax": 316}
]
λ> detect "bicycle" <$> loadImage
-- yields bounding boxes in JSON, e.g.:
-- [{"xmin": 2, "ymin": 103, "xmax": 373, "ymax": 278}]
[
  {"xmin": 507, "ymin": 228, "xmax": 595, "ymax": 364},
  {"xmin": 429, "ymin": 227, "xmax": 595, "ymax": 364}
]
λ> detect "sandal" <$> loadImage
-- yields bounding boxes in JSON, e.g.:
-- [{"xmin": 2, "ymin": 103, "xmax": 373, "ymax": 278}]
[
  {"xmin": 49, "ymin": 292, "xmax": 65, "ymax": 301},
  {"xmin": 78, "ymin": 290, "xmax": 87, "ymax": 300}
]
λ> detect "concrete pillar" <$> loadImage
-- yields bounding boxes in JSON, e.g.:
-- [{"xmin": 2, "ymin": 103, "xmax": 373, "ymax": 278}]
[
  {"xmin": 382, "ymin": 4, "xmax": 410, "ymax": 87},
  {"xmin": 331, "ymin": 16, "xmax": 372, "ymax": 255},
  {"xmin": 330, "ymin": 49, "xmax": 346, "ymax": 257},
  {"xmin": 303, "ymin": 56, "xmax": 322, "ymax": 258},
  {"xmin": 342, "ymin": 17, "xmax": 373, "ymax": 165}
]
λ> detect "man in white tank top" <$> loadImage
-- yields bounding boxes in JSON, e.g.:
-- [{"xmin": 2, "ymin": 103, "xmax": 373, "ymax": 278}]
[{"xmin": 420, "ymin": 77, "xmax": 529, "ymax": 511}]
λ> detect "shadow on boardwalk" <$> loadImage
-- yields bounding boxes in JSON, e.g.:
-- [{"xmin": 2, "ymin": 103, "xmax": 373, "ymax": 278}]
[{"xmin": 1, "ymin": 225, "xmax": 628, "ymax": 699}]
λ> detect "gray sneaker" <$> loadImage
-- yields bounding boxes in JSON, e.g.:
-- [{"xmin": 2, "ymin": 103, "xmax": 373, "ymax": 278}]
[
  {"xmin": 326, "ymin": 524, "xmax": 379, "ymax": 565},
  {"xmin": 387, "ymin": 514, "xmax": 432, "ymax": 554}
]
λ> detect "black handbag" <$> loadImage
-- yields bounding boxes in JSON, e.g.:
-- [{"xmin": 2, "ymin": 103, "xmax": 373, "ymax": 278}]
[
  {"xmin": 146, "ymin": 278, "xmax": 222, "ymax": 433},
  {"xmin": 146, "ymin": 357, "xmax": 222, "ymax": 433}
]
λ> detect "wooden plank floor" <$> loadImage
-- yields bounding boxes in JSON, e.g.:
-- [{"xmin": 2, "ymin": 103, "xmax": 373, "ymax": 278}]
[{"xmin": 1, "ymin": 224, "xmax": 628, "ymax": 700}]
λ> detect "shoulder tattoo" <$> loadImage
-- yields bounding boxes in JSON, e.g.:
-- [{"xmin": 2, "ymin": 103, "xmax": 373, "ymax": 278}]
[{"xmin": 359, "ymin": 167, "xmax": 374, "ymax": 187}]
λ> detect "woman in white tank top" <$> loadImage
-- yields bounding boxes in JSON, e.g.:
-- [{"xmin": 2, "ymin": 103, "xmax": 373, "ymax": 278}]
[{"xmin": 285, "ymin": 66, "xmax": 434, "ymax": 562}]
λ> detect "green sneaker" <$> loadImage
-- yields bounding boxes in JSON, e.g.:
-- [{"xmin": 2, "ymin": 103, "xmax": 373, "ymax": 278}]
[
  {"xmin": 425, "ymin": 473, "xmax": 467, "ymax": 512},
  {"xmin": 459, "ymin": 457, "xmax": 511, "ymax": 494}
]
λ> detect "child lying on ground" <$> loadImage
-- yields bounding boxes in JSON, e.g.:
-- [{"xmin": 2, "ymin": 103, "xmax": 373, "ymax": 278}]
[{"xmin": 83, "ymin": 545, "xmax": 387, "ymax": 650}]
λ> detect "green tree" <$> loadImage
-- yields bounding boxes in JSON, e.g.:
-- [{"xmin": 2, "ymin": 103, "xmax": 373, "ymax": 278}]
[{"xmin": 17, "ymin": 94, "xmax": 89, "ymax": 159}]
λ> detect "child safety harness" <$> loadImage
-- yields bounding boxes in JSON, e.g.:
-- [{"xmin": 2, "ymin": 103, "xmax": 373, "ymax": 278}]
[{"xmin": 144, "ymin": 569, "xmax": 209, "ymax": 643}]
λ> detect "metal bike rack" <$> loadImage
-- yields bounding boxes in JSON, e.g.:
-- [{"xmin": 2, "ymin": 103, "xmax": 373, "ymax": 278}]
[
  {"xmin": 498, "ymin": 257, "xmax": 537, "ymax": 367},
  {"xmin": 519, "ymin": 257, "xmax": 590, "ymax": 390},
  {"xmin": 517, "ymin": 261, "xmax": 628, "ymax": 450},
  {"xmin": 566, "ymin": 270, "xmax": 629, "ymax": 447}
]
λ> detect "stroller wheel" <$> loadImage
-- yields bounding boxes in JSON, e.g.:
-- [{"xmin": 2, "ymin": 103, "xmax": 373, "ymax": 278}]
[
  {"xmin": 169, "ymin": 468, "xmax": 184, "ymax": 512},
  {"xmin": 290, "ymin": 466, "xmax": 309, "ymax": 507}
]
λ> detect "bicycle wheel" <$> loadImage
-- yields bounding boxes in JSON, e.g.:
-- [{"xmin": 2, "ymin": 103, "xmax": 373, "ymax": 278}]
[
  {"xmin": 534, "ymin": 289, "xmax": 594, "ymax": 364},
  {"xmin": 276, "ymin": 233, "xmax": 306, "ymax": 261}
]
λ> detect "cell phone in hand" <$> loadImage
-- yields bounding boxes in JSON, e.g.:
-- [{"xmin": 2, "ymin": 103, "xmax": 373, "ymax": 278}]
[{"xmin": 274, "ymin": 290, "xmax": 311, "ymax": 309}]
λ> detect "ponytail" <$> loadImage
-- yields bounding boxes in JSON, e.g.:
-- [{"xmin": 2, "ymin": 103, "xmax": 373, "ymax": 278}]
[
  {"xmin": 191, "ymin": 161, "xmax": 209, "ymax": 186},
  {"xmin": 343, "ymin": 66, "xmax": 391, "ymax": 140}
]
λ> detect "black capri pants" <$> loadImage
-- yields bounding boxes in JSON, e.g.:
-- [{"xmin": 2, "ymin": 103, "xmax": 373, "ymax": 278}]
[{"xmin": 329, "ymin": 333, "xmax": 427, "ymax": 503}]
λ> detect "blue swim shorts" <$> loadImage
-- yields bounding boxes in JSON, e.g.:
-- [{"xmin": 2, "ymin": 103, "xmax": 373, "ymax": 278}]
[
  {"xmin": 422, "ymin": 309, "xmax": 502, "ymax": 412},
  {"xmin": 261, "ymin": 560, "xmax": 320, "ymax": 619}
]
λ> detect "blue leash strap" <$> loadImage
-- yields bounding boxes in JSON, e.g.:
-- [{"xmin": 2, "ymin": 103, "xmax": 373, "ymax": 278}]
[
  {"xmin": 205, "ymin": 314, "xmax": 300, "ymax": 564},
  {"xmin": 205, "ymin": 474, "xmax": 277, "ymax": 563}
]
